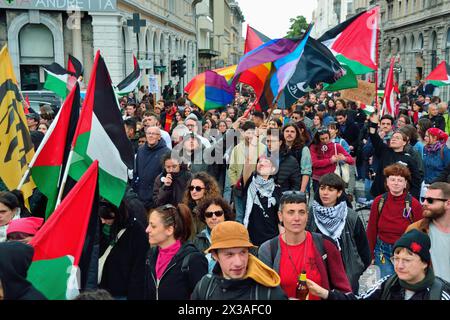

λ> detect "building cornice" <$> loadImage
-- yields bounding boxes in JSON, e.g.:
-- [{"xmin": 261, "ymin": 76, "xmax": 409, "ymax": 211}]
[
  {"xmin": 383, "ymin": 8, "xmax": 450, "ymax": 32},
  {"xmin": 120, "ymin": 0, "xmax": 196, "ymax": 36}
]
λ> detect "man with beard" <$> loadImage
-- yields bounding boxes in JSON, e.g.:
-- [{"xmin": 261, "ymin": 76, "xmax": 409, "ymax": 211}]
[{"xmin": 407, "ymin": 182, "xmax": 450, "ymax": 282}]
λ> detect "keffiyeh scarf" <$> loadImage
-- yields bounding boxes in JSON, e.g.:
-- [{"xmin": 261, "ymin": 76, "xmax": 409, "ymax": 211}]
[
  {"xmin": 243, "ymin": 175, "xmax": 276, "ymax": 227},
  {"xmin": 312, "ymin": 200, "xmax": 348, "ymax": 250}
]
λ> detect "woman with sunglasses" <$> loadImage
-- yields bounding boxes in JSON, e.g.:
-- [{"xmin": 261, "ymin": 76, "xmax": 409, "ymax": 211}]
[
  {"xmin": 368, "ymin": 113, "xmax": 423, "ymax": 199},
  {"xmin": 366, "ymin": 164, "xmax": 423, "ymax": 278},
  {"xmin": 131, "ymin": 204, "xmax": 207, "ymax": 300},
  {"xmin": 309, "ymin": 128, "xmax": 354, "ymax": 194},
  {"xmin": 193, "ymin": 197, "xmax": 235, "ymax": 273},
  {"xmin": 182, "ymin": 172, "xmax": 222, "ymax": 239}
]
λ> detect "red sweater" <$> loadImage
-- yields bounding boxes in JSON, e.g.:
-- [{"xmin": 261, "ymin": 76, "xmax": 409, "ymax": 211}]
[
  {"xmin": 309, "ymin": 142, "xmax": 355, "ymax": 181},
  {"xmin": 366, "ymin": 192, "xmax": 423, "ymax": 259}
]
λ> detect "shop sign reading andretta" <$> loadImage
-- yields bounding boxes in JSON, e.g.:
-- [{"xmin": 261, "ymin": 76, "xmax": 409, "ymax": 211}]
[{"xmin": 0, "ymin": 0, "xmax": 117, "ymax": 12}]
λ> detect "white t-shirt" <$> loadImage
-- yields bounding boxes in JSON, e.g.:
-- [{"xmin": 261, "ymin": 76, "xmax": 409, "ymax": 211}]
[{"xmin": 429, "ymin": 222, "xmax": 450, "ymax": 283}]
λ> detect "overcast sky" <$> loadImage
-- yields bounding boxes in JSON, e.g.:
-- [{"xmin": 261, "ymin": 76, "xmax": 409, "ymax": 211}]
[{"xmin": 237, "ymin": 0, "xmax": 317, "ymax": 39}]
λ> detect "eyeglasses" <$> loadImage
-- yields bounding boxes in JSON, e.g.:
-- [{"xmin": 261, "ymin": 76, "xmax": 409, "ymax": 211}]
[
  {"xmin": 204, "ymin": 210, "xmax": 224, "ymax": 218},
  {"xmin": 420, "ymin": 197, "xmax": 448, "ymax": 204},
  {"xmin": 189, "ymin": 186, "xmax": 205, "ymax": 192},
  {"xmin": 390, "ymin": 256, "xmax": 417, "ymax": 266},
  {"xmin": 146, "ymin": 132, "xmax": 160, "ymax": 136}
]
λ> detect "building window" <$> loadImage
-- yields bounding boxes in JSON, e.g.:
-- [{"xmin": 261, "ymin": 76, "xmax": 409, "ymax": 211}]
[
  {"xmin": 168, "ymin": 0, "xmax": 175, "ymax": 12},
  {"xmin": 19, "ymin": 24, "xmax": 54, "ymax": 90},
  {"xmin": 388, "ymin": 3, "xmax": 394, "ymax": 20},
  {"xmin": 122, "ymin": 28, "xmax": 127, "ymax": 77}
]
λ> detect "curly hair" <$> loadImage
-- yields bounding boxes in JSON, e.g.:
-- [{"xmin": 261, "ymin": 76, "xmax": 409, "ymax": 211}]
[
  {"xmin": 182, "ymin": 172, "xmax": 221, "ymax": 208},
  {"xmin": 196, "ymin": 197, "xmax": 235, "ymax": 224},
  {"xmin": 383, "ymin": 163, "xmax": 411, "ymax": 192}
]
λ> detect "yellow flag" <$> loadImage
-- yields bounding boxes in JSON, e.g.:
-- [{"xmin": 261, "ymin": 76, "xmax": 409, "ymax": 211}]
[
  {"xmin": 0, "ymin": 45, "xmax": 36, "ymax": 202},
  {"xmin": 214, "ymin": 65, "xmax": 237, "ymax": 82}
]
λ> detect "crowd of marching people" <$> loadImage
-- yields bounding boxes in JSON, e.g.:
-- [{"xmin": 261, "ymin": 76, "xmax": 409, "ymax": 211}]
[{"xmin": 1, "ymin": 81, "xmax": 450, "ymax": 301}]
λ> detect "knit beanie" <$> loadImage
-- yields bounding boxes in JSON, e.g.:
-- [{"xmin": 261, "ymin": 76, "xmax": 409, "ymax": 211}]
[{"xmin": 393, "ymin": 229, "xmax": 431, "ymax": 263}]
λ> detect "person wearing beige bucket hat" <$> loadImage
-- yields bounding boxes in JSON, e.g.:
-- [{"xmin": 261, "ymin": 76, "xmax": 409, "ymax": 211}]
[{"xmin": 191, "ymin": 221, "xmax": 287, "ymax": 300}]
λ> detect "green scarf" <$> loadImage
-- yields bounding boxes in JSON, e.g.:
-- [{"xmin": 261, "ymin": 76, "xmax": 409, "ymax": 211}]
[{"xmin": 399, "ymin": 268, "xmax": 435, "ymax": 292}]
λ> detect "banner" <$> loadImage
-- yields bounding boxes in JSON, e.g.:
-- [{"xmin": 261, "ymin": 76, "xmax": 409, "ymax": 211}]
[
  {"xmin": 148, "ymin": 75, "xmax": 159, "ymax": 94},
  {"xmin": 0, "ymin": 46, "xmax": 36, "ymax": 201},
  {"xmin": 340, "ymin": 80, "xmax": 376, "ymax": 105}
]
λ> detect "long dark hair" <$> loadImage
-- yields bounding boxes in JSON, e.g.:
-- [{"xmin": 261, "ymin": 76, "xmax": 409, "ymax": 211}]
[{"xmin": 281, "ymin": 123, "xmax": 305, "ymax": 151}]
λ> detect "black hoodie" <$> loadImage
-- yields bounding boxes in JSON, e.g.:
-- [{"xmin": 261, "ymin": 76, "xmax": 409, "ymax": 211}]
[{"xmin": 0, "ymin": 242, "xmax": 47, "ymax": 300}]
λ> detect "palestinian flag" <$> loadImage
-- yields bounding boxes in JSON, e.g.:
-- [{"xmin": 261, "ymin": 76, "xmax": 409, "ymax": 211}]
[
  {"xmin": 244, "ymin": 25, "xmax": 271, "ymax": 54},
  {"xmin": 27, "ymin": 161, "xmax": 98, "ymax": 300},
  {"xmin": 426, "ymin": 61, "xmax": 450, "ymax": 87},
  {"xmin": 68, "ymin": 50, "xmax": 134, "ymax": 208},
  {"xmin": 319, "ymin": 6, "xmax": 379, "ymax": 75},
  {"xmin": 360, "ymin": 103, "xmax": 376, "ymax": 116},
  {"xmin": 30, "ymin": 83, "xmax": 80, "ymax": 219},
  {"xmin": 43, "ymin": 63, "xmax": 73, "ymax": 98},
  {"xmin": 116, "ymin": 55, "xmax": 141, "ymax": 96}
]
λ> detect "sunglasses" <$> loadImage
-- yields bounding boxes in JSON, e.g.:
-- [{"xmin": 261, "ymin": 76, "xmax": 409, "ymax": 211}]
[
  {"xmin": 420, "ymin": 197, "xmax": 448, "ymax": 204},
  {"xmin": 204, "ymin": 210, "xmax": 224, "ymax": 218},
  {"xmin": 189, "ymin": 186, "xmax": 205, "ymax": 192}
]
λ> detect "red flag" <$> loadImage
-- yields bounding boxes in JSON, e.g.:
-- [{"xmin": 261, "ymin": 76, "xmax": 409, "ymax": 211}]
[
  {"xmin": 244, "ymin": 25, "xmax": 271, "ymax": 54},
  {"xmin": 381, "ymin": 58, "xmax": 396, "ymax": 117},
  {"xmin": 30, "ymin": 160, "xmax": 98, "ymax": 265},
  {"xmin": 242, "ymin": 26, "xmax": 272, "ymax": 110}
]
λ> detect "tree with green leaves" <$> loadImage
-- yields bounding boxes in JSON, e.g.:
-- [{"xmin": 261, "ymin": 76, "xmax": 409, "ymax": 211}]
[{"xmin": 286, "ymin": 15, "xmax": 309, "ymax": 38}]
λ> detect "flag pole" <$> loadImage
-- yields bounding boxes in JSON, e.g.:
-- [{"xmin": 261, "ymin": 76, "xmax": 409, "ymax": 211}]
[
  {"xmin": 55, "ymin": 148, "xmax": 74, "ymax": 207},
  {"xmin": 374, "ymin": 10, "xmax": 380, "ymax": 113},
  {"xmin": 17, "ymin": 98, "xmax": 65, "ymax": 190}
]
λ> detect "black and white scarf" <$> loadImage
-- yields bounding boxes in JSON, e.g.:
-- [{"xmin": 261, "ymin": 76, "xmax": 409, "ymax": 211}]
[
  {"xmin": 244, "ymin": 175, "xmax": 276, "ymax": 227},
  {"xmin": 312, "ymin": 200, "xmax": 347, "ymax": 249}
]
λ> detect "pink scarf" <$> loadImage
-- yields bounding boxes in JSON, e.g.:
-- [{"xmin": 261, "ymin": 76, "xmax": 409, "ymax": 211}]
[{"xmin": 156, "ymin": 240, "xmax": 182, "ymax": 279}]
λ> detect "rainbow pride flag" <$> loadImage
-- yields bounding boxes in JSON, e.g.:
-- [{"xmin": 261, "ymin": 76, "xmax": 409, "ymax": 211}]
[{"xmin": 185, "ymin": 70, "xmax": 234, "ymax": 111}]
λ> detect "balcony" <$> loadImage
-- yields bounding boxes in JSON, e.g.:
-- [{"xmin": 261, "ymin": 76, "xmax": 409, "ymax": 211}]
[{"xmin": 199, "ymin": 49, "xmax": 220, "ymax": 57}]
